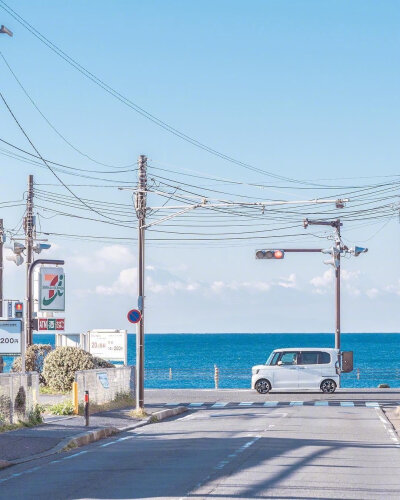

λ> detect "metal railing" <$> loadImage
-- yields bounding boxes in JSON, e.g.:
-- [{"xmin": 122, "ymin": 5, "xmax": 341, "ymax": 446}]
[{"xmin": 144, "ymin": 366, "xmax": 400, "ymax": 389}]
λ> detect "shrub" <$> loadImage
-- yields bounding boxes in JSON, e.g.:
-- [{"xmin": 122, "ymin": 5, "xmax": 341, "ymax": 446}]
[
  {"xmin": 92, "ymin": 357, "xmax": 114, "ymax": 369},
  {"xmin": 49, "ymin": 400, "xmax": 74, "ymax": 416},
  {"xmin": 12, "ymin": 344, "xmax": 52, "ymax": 384},
  {"xmin": 43, "ymin": 347, "xmax": 95, "ymax": 392}
]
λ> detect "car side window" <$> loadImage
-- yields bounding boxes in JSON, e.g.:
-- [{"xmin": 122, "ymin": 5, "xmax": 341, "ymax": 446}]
[
  {"xmin": 318, "ymin": 351, "xmax": 331, "ymax": 364},
  {"xmin": 300, "ymin": 351, "xmax": 319, "ymax": 365},
  {"xmin": 279, "ymin": 352, "xmax": 298, "ymax": 365}
]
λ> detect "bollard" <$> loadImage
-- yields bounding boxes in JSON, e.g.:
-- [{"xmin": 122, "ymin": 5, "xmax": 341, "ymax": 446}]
[
  {"xmin": 214, "ymin": 365, "xmax": 219, "ymax": 389},
  {"xmin": 357, "ymin": 368, "xmax": 360, "ymax": 380},
  {"xmin": 169, "ymin": 368, "xmax": 172, "ymax": 380},
  {"xmin": 84, "ymin": 390, "xmax": 89, "ymax": 426},
  {"xmin": 72, "ymin": 382, "xmax": 79, "ymax": 415}
]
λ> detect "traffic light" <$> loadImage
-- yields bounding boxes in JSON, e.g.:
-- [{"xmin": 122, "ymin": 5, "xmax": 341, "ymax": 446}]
[
  {"xmin": 256, "ymin": 249, "xmax": 285, "ymax": 260},
  {"xmin": 14, "ymin": 302, "xmax": 23, "ymax": 318}
]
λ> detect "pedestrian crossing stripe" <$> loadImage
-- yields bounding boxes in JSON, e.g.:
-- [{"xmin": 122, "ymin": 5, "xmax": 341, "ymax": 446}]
[{"xmin": 159, "ymin": 400, "xmax": 398, "ymax": 408}]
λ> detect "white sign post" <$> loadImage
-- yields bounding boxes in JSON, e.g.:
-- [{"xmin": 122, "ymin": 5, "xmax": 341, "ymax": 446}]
[
  {"xmin": 39, "ymin": 267, "xmax": 65, "ymax": 311},
  {"xmin": 87, "ymin": 329, "xmax": 127, "ymax": 365},
  {"xmin": 0, "ymin": 319, "xmax": 22, "ymax": 355}
]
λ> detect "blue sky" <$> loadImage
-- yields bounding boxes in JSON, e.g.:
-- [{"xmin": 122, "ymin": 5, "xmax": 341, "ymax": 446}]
[{"xmin": 0, "ymin": 1, "xmax": 399, "ymax": 333}]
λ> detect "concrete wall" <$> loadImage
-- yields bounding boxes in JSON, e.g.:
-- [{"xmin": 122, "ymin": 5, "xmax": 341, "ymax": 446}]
[
  {"xmin": 75, "ymin": 366, "xmax": 135, "ymax": 405},
  {"xmin": 0, "ymin": 372, "xmax": 39, "ymax": 424}
]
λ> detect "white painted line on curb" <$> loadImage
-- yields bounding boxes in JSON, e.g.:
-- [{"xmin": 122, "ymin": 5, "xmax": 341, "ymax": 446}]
[
  {"xmin": 314, "ymin": 401, "xmax": 329, "ymax": 406},
  {"xmin": 211, "ymin": 402, "xmax": 227, "ymax": 407},
  {"xmin": 165, "ymin": 403, "xmax": 179, "ymax": 406},
  {"xmin": 290, "ymin": 401, "xmax": 303, "ymax": 406},
  {"xmin": 340, "ymin": 401, "xmax": 354, "ymax": 407},
  {"xmin": 263, "ymin": 401, "xmax": 278, "ymax": 407},
  {"xmin": 365, "ymin": 402, "xmax": 379, "ymax": 407},
  {"xmin": 239, "ymin": 402, "xmax": 253, "ymax": 406},
  {"xmin": 188, "ymin": 403, "xmax": 204, "ymax": 407}
]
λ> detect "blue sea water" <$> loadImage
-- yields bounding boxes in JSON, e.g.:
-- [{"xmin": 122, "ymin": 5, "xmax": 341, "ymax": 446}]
[{"xmin": 3, "ymin": 333, "xmax": 400, "ymax": 388}]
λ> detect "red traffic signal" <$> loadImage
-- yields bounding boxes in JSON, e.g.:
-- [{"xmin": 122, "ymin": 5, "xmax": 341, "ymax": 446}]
[
  {"xmin": 255, "ymin": 249, "xmax": 285, "ymax": 260},
  {"xmin": 14, "ymin": 302, "xmax": 23, "ymax": 318}
]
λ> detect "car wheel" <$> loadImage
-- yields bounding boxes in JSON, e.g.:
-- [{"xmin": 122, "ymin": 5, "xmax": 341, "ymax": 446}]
[
  {"xmin": 320, "ymin": 379, "xmax": 337, "ymax": 393},
  {"xmin": 255, "ymin": 379, "xmax": 271, "ymax": 394}
]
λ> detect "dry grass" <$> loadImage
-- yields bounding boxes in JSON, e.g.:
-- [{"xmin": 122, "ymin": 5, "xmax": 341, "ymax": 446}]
[{"xmin": 129, "ymin": 408, "xmax": 149, "ymax": 419}]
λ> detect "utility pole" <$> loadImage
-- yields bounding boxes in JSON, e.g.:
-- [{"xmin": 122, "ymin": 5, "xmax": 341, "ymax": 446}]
[
  {"xmin": 135, "ymin": 155, "xmax": 147, "ymax": 410},
  {"xmin": 0, "ymin": 218, "xmax": 3, "ymax": 317},
  {"xmin": 304, "ymin": 218, "xmax": 343, "ymax": 350},
  {"xmin": 24, "ymin": 174, "xmax": 34, "ymax": 346},
  {"xmin": 0, "ymin": 219, "xmax": 3, "ymax": 372}
]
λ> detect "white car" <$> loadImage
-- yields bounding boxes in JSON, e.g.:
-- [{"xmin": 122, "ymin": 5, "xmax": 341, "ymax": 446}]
[{"xmin": 251, "ymin": 347, "xmax": 346, "ymax": 394}]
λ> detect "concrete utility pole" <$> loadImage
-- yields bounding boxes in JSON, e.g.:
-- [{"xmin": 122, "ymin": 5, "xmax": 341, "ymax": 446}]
[
  {"xmin": 304, "ymin": 219, "xmax": 343, "ymax": 349},
  {"xmin": 24, "ymin": 174, "xmax": 34, "ymax": 346},
  {"xmin": 135, "ymin": 155, "xmax": 147, "ymax": 410},
  {"xmin": 0, "ymin": 218, "xmax": 3, "ymax": 317}
]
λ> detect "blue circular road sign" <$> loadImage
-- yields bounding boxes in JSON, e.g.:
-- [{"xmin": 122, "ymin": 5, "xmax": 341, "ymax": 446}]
[{"xmin": 127, "ymin": 309, "xmax": 141, "ymax": 324}]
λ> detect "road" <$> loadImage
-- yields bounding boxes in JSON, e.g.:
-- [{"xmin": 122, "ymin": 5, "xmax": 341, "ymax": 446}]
[{"xmin": 1, "ymin": 399, "xmax": 400, "ymax": 499}]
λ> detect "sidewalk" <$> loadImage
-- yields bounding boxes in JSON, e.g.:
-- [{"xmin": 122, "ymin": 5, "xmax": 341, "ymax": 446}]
[{"xmin": 0, "ymin": 404, "xmax": 163, "ymax": 466}]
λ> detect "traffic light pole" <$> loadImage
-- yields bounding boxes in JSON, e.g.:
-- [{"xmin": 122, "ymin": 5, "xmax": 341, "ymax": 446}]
[{"xmin": 135, "ymin": 155, "xmax": 147, "ymax": 410}]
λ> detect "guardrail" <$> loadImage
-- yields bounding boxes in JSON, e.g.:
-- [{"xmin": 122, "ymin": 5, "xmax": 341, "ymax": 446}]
[{"xmin": 144, "ymin": 366, "xmax": 400, "ymax": 389}]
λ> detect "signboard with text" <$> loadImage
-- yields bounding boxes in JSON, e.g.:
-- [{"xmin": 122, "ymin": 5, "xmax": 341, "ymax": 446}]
[
  {"xmin": 0, "ymin": 319, "xmax": 22, "ymax": 355},
  {"xmin": 39, "ymin": 267, "xmax": 65, "ymax": 311},
  {"xmin": 38, "ymin": 318, "xmax": 65, "ymax": 331},
  {"xmin": 87, "ymin": 329, "xmax": 127, "ymax": 365}
]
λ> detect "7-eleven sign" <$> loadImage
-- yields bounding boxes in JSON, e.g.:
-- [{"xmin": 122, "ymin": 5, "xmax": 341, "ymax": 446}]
[{"xmin": 39, "ymin": 267, "xmax": 65, "ymax": 311}]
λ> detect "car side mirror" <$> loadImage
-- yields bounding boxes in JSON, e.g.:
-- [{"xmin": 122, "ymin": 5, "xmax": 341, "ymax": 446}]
[{"xmin": 277, "ymin": 361, "xmax": 283, "ymax": 366}]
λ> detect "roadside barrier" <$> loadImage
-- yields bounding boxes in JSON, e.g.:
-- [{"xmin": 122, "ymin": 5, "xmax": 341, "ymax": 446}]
[
  {"xmin": 0, "ymin": 372, "xmax": 39, "ymax": 424},
  {"xmin": 146, "ymin": 366, "xmax": 400, "ymax": 389}
]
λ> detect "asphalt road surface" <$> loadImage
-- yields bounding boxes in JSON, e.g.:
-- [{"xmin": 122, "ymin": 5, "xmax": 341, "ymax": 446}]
[{"xmin": 1, "ymin": 402, "xmax": 400, "ymax": 499}]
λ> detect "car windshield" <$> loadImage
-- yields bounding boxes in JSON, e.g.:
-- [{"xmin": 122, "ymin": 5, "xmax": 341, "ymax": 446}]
[{"xmin": 265, "ymin": 351, "xmax": 275, "ymax": 365}]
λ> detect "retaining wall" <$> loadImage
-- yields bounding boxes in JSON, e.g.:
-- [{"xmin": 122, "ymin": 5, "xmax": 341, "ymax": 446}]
[
  {"xmin": 0, "ymin": 372, "xmax": 39, "ymax": 424},
  {"xmin": 75, "ymin": 366, "xmax": 135, "ymax": 405}
]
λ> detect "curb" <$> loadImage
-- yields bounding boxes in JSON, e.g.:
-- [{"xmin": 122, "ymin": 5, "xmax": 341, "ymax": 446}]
[{"xmin": 2, "ymin": 405, "xmax": 188, "ymax": 469}]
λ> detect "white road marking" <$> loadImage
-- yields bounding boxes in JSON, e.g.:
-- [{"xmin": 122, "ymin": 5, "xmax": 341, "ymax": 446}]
[
  {"xmin": 263, "ymin": 401, "xmax": 278, "ymax": 407},
  {"xmin": 211, "ymin": 402, "xmax": 227, "ymax": 408},
  {"xmin": 189, "ymin": 402, "xmax": 204, "ymax": 407},
  {"xmin": 61, "ymin": 451, "xmax": 88, "ymax": 460},
  {"xmin": 238, "ymin": 402, "xmax": 253, "ymax": 406},
  {"xmin": 314, "ymin": 401, "xmax": 329, "ymax": 406},
  {"xmin": 340, "ymin": 401, "xmax": 355, "ymax": 407},
  {"xmin": 290, "ymin": 401, "xmax": 303, "ymax": 406},
  {"xmin": 100, "ymin": 441, "xmax": 115, "ymax": 448},
  {"xmin": 365, "ymin": 402, "xmax": 380, "ymax": 407}
]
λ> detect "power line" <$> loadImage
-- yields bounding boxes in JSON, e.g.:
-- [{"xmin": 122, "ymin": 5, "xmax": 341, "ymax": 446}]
[
  {"xmin": 0, "ymin": 50, "xmax": 136, "ymax": 169},
  {"xmin": 0, "ymin": 0, "xmax": 337, "ymax": 187},
  {"xmin": 0, "ymin": 91, "xmax": 131, "ymax": 222}
]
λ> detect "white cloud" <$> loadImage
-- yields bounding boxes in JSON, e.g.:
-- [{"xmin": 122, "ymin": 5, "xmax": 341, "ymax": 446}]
[
  {"xmin": 366, "ymin": 288, "xmax": 380, "ymax": 299},
  {"xmin": 310, "ymin": 269, "xmax": 333, "ymax": 293},
  {"xmin": 278, "ymin": 273, "xmax": 296, "ymax": 289},
  {"xmin": 95, "ymin": 267, "xmax": 137, "ymax": 296},
  {"xmin": 71, "ymin": 245, "xmax": 135, "ymax": 273}
]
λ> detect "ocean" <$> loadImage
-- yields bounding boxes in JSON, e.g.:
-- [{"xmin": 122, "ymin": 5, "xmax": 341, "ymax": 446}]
[{"xmin": 2, "ymin": 333, "xmax": 400, "ymax": 389}]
